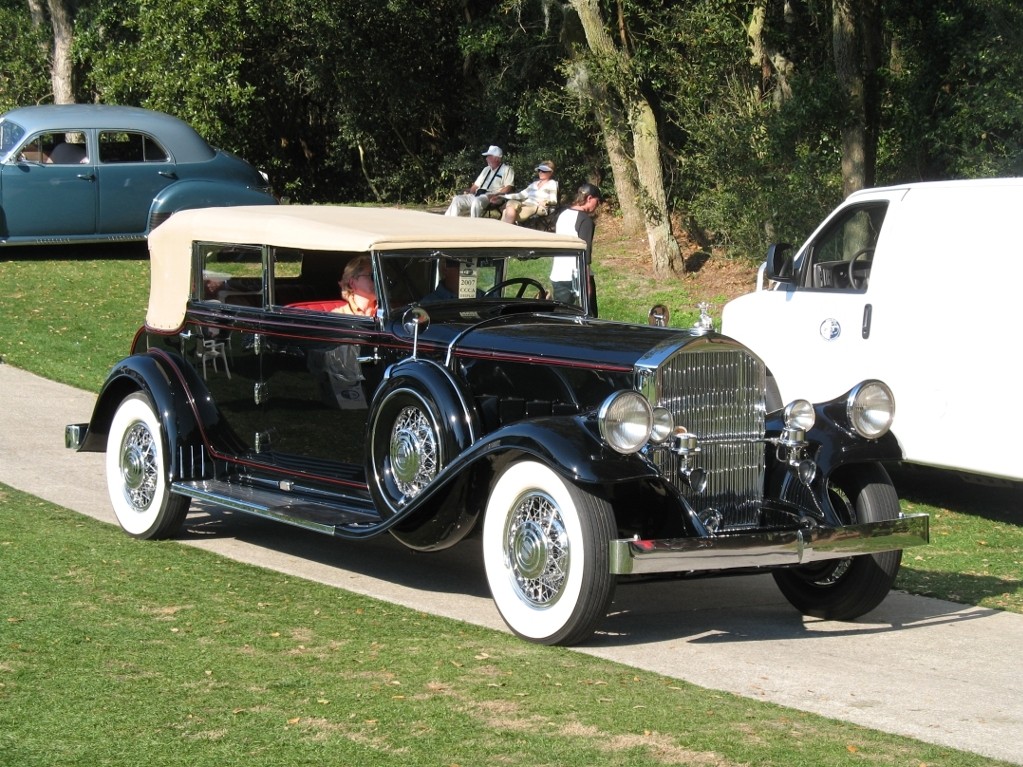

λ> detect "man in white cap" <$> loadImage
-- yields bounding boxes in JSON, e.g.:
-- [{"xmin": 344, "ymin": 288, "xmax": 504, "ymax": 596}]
[{"xmin": 445, "ymin": 145, "xmax": 515, "ymax": 217}]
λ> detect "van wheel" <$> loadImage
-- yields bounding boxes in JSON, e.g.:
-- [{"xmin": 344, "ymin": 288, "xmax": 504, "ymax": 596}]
[
  {"xmin": 483, "ymin": 460, "xmax": 616, "ymax": 646},
  {"xmin": 772, "ymin": 464, "xmax": 901, "ymax": 620},
  {"xmin": 105, "ymin": 392, "xmax": 189, "ymax": 539}
]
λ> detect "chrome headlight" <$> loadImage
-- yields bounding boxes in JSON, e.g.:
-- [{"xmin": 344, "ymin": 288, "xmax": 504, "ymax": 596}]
[
  {"xmin": 649, "ymin": 406, "xmax": 674, "ymax": 444},
  {"xmin": 847, "ymin": 380, "xmax": 895, "ymax": 439},
  {"xmin": 783, "ymin": 399, "xmax": 816, "ymax": 432},
  {"xmin": 598, "ymin": 391, "xmax": 653, "ymax": 454}
]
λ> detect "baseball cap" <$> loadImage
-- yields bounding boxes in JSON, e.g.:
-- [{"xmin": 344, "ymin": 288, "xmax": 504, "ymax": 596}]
[
  {"xmin": 481, "ymin": 145, "xmax": 503, "ymax": 158},
  {"xmin": 579, "ymin": 182, "xmax": 603, "ymax": 200}
]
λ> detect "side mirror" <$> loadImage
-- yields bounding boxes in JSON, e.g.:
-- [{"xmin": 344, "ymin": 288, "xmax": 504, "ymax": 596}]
[
  {"xmin": 765, "ymin": 243, "xmax": 795, "ymax": 284},
  {"xmin": 402, "ymin": 306, "xmax": 430, "ymax": 358},
  {"xmin": 648, "ymin": 304, "xmax": 670, "ymax": 327}
]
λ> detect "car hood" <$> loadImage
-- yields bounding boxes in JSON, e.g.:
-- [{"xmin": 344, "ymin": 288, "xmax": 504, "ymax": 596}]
[{"xmin": 427, "ymin": 312, "xmax": 711, "ymax": 371}]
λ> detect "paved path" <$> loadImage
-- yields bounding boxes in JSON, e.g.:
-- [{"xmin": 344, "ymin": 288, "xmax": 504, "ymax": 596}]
[{"xmin": 1, "ymin": 361, "xmax": 1020, "ymax": 764}]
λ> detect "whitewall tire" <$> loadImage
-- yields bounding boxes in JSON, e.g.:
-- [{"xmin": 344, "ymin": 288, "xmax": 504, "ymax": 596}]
[
  {"xmin": 483, "ymin": 460, "xmax": 616, "ymax": 646},
  {"xmin": 105, "ymin": 393, "xmax": 189, "ymax": 539}
]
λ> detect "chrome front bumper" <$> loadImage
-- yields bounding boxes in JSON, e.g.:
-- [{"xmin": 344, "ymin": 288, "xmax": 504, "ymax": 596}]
[{"xmin": 609, "ymin": 513, "xmax": 929, "ymax": 575}]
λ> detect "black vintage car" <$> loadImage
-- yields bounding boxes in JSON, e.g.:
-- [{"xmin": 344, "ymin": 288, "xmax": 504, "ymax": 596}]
[{"xmin": 65, "ymin": 205, "xmax": 928, "ymax": 645}]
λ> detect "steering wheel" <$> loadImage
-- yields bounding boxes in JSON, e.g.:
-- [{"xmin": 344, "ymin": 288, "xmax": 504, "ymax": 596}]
[
  {"xmin": 848, "ymin": 247, "xmax": 874, "ymax": 290},
  {"xmin": 483, "ymin": 277, "xmax": 547, "ymax": 299}
]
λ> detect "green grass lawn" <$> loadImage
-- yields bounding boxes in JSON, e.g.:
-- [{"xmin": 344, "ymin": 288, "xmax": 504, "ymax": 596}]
[
  {"xmin": 1, "ymin": 241, "xmax": 1021, "ymax": 766},
  {"xmin": 1, "ymin": 485, "xmax": 1013, "ymax": 767}
]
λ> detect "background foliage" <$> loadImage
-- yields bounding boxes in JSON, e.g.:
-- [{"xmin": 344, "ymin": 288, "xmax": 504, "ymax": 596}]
[{"xmin": 3, "ymin": 0, "xmax": 1023, "ymax": 257}]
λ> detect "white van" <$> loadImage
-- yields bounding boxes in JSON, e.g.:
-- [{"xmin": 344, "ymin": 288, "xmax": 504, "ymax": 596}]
[{"xmin": 722, "ymin": 178, "xmax": 1023, "ymax": 483}]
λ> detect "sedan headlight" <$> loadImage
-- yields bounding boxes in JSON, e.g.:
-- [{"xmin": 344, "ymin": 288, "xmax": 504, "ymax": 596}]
[
  {"xmin": 847, "ymin": 380, "xmax": 895, "ymax": 439},
  {"xmin": 598, "ymin": 390, "xmax": 653, "ymax": 454}
]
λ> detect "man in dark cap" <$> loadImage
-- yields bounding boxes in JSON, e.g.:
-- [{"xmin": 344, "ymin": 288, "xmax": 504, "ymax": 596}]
[{"xmin": 551, "ymin": 183, "xmax": 603, "ymax": 314}]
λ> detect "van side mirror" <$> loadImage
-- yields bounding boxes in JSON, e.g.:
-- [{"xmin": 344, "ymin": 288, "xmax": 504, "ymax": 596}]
[{"xmin": 765, "ymin": 243, "xmax": 795, "ymax": 284}]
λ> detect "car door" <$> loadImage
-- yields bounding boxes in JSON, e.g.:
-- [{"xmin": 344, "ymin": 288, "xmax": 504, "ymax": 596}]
[
  {"xmin": 723, "ymin": 200, "xmax": 893, "ymax": 405},
  {"xmin": 255, "ymin": 249, "xmax": 383, "ymax": 488},
  {"xmin": 95, "ymin": 130, "xmax": 175, "ymax": 235},
  {"xmin": 1, "ymin": 130, "xmax": 97, "ymax": 237}
]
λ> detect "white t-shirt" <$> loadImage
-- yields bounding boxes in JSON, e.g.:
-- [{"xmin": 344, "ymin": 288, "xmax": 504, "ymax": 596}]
[
  {"xmin": 551, "ymin": 209, "xmax": 582, "ymax": 281},
  {"xmin": 473, "ymin": 163, "xmax": 515, "ymax": 193}
]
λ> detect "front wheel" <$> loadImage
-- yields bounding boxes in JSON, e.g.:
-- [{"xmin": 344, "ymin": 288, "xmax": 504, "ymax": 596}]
[
  {"xmin": 105, "ymin": 392, "xmax": 189, "ymax": 539},
  {"xmin": 483, "ymin": 460, "xmax": 616, "ymax": 646},
  {"xmin": 773, "ymin": 463, "xmax": 901, "ymax": 620}
]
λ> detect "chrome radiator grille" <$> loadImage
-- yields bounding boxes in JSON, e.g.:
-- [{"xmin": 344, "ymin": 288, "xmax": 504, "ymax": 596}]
[{"xmin": 642, "ymin": 343, "xmax": 767, "ymax": 531}]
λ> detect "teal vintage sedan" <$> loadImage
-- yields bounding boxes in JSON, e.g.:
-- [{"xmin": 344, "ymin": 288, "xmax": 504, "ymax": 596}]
[{"xmin": 0, "ymin": 104, "xmax": 276, "ymax": 246}]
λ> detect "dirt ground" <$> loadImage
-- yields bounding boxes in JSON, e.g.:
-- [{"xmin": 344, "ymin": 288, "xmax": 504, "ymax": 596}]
[{"xmin": 594, "ymin": 214, "xmax": 759, "ymax": 309}]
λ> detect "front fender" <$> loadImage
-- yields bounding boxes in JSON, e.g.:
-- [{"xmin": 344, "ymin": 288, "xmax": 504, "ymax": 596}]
[{"xmin": 457, "ymin": 415, "xmax": 661, "ymax": 487}]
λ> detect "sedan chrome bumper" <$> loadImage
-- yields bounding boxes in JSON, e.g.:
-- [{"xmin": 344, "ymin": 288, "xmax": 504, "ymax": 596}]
[{"xmin": 609, "ymin": 513, "xmax": 929, "ymax": 575}]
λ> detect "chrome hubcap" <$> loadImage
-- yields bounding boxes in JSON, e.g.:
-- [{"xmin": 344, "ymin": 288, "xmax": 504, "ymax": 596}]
[
  {"xmin": 120, "ymin": 422, "xmax": 157, "ymax": 511},
  {"xmin": 505, "ymin": 492, "xmax": 569, "ymax": 607},
  {"xmin": 390, "ymin": 405, "xmax": 438, "ymax": 497}
]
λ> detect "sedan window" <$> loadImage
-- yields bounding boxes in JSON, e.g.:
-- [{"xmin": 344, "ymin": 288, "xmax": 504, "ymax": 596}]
[
  {"xmin": 18, "ymin": 131, "xmax": 88, "ymax": 164},
  {"xmin": 99, "ymin": 131, "xmax": 169, "ymax": 163}
]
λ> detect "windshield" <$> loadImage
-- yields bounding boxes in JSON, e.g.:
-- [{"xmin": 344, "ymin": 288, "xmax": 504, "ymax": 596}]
[
  {"xmin": 379, "ymin": 248, "xmax": 588, "ymax": 313},
  {"xmin": 0, "ymin": 119, "xmax": 27, "ymax": 161}
]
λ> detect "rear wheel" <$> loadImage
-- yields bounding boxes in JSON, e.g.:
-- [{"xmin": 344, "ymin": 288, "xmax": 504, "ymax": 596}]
[
  {"xmin": 773, "ymin": 463, "xmax": 901, "ymax": 620},
  {"xmin": 483, "ymin": 460, "xmax": 616, "ymax": 645},
  {"xmin": 105, "ymin": 392, "xmax": 189, "ymax": 539}
]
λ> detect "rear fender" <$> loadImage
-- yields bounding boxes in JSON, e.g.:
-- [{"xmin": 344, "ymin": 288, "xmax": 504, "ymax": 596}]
[
  {"xmin": 77, "ymin": 352, "xmax": 204, "ymax": 482},
  {"xmin": 148, "ymin": 180, "xmax": 276, "ymax": 230}
]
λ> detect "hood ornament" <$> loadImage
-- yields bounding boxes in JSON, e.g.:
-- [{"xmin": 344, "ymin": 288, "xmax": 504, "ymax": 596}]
[{"xmin": 692, "ymin": 302, "xmax": 714, "ymax": 334}]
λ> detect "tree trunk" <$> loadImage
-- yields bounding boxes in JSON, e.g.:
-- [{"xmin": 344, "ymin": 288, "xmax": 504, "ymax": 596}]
[
  {"xmin": 569, "ymin": 0, "xmax": 681, "ymax": 275},
  {"xmin": 833, "ymin": 0, "xmax": 882, "ymax": 197},
  {"xmin": 631, "ymin": 99, "xmax": 678, "ymax": 275},
  {"xmin": 27, "ymin": 0, "xmax": 45, "ymax": 26},
  {"xmin": 46, "ymin": 0, "xmax": 75, "ymax": 104},
  {"xmin": 566, "ymin": 61, "xmax": 644, "ymax": 234}
]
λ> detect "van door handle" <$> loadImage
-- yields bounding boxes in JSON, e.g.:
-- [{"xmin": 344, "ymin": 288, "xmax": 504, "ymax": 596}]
[{"xmin": 862, "ymin": 304, "xmax": 872, "ymax": 339}]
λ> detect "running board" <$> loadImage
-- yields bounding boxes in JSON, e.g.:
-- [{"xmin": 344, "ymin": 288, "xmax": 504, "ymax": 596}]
[{"xmin": 173, "ymin": 479, "xmax": 382, "ymax": 536}]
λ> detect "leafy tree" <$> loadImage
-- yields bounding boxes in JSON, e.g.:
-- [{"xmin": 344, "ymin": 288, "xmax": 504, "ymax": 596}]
[
  {"xmin": 0, "ymin": 0, "xmax": 51, "ymax": 111},
  {"xmin": 7, "ymin": 0, "xmax": 1023, "ymax": 267}
]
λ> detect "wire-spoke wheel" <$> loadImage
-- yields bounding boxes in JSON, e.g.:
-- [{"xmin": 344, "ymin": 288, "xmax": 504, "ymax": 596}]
[
  {"xmin": 773, "ymin": 463, "xmax": 902, "ymax": 620},
  {"xmin": 369, "ymin": 385, "xmax": 447, "ymax": 516},
  {"xmin": 483, "ymin": 460, "xmax": 616, "ymax": 646},
  {"xmin": 105, "ymin": 392, "xmax": 189, "ymax": 539}
]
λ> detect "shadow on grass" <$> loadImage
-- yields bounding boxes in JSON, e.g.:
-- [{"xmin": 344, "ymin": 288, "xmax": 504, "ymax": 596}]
[
  {"xmin": 0, "ymin": 241, "xmax": 148, "ymax": 262},
  {"xmin": 887, "ymin": 463, "xmax": 1022, "ymax": 527},
  {"xmin": 172, "ymin": 500, "xmax": 1008, "ymax": 650},
  {"xmin": 179, "ymin": 502, "xmax": 494, "ymax": 600}
]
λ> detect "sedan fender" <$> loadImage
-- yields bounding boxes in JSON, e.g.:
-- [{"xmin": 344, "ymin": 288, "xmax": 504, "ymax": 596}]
[{"xmin": 147, "ymin": 179, "xmax": 277, "ymax": 230}]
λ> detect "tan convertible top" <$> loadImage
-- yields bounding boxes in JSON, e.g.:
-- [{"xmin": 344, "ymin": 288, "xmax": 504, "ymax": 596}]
[{"xmin": 146, "ymin": 205, "xmax": 585, "ymax": 330}]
